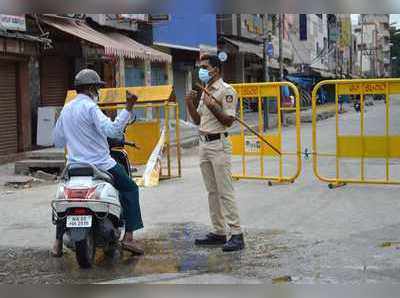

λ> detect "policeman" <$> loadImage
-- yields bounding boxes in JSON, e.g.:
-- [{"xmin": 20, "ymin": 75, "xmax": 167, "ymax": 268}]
[{"xmin": 185, "ymin": 54, "xmax": 245, "ymax": 252}]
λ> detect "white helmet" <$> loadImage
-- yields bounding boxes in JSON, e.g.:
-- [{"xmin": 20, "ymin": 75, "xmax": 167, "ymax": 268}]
[{"xmin": 74, "ymin": 69, "xmax": 105, "ymax": 87}]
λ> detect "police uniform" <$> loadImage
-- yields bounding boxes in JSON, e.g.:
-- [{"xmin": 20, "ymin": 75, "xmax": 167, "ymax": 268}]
[{"xmin": 197, "ymin": 78, "xmax": 242, "ymax": 236}]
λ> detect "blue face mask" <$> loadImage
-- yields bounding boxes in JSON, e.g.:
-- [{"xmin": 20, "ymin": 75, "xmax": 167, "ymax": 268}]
[{"xmin": 198, "ymin": 68, "xmax": 211, "ymax": 84}]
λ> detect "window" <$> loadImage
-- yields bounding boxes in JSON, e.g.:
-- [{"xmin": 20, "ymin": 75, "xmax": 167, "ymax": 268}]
[{"xmin": 299, "ymin": 14, "xmax": 307, "ymax": 40}]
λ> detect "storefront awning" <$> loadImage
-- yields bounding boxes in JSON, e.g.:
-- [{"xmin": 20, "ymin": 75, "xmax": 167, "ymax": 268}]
[
  {"xmin": 312, "ymin": 68, "xmax": 335, "ymax": 78},
  {"xmin": 286, "ymin": 75, "xmax": 316, "ymax": 90},
  {"xmin": 223, "ymin": 37, "xmax": 263, "ymax": 59},
  {"xmin": 0, "ymin": 30, "xmax": 51, "ymax": 44},
  {"xmin": 105, "ymin": 32, "xmax": 171, "ymax": 63},
  {"xmin": 40, "ymin": 15, "xmax": 171, "ymax": 63},
  {"xmin": 223, "ymin": 37, "xmax": 295, "ymax": 73}
]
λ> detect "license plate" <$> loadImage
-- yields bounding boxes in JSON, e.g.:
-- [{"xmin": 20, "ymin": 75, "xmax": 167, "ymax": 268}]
[{"xmin": 66, "ymin": 215, "xmax": 92, "ymax": 228}]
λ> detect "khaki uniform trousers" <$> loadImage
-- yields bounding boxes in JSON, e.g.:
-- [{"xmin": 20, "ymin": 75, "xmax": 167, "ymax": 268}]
[{"xmin": 199, "ymin": 135, "xmax": 242, "ymax": 236}]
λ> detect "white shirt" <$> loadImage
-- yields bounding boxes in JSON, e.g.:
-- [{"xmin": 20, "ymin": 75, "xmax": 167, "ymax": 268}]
[{"xmin": 53, "ymin": 93, "xmax": 133, "ymax": 171}]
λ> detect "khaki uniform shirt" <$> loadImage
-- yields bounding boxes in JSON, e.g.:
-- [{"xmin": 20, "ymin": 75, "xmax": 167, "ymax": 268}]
[{"xmin": 197, "ymin": 78, "xmax": 238, "ymax": 134}]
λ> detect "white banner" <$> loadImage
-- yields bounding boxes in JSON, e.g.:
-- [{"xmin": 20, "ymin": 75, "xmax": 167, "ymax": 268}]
[
  {"xmin": 120, "ymin": 14, "xmax": 148, "ymax": 22},
  {"xmin": 245, "ymin": 136, "xmax": 261, "ymax": 153},
  {"xmin": 141, "ymin": 127, "xmax": 166, "ymax": 187}
]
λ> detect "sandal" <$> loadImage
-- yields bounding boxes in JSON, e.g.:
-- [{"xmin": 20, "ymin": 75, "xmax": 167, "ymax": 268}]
[
  {"xmin": 51, "ymin": 240, "xmax": 63, "ymax": 258},
  {"xmin": 121, "ymin": 240, "xmax": 144, "ymax": 255}
]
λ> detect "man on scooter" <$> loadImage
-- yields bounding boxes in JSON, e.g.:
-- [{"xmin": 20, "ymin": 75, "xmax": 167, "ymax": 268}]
[{"xmin": 52, "ymin": 69, "xmax": 144, "ymax": 256}]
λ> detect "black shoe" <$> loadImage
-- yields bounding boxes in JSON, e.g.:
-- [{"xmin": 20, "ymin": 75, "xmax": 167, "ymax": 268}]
[
  {"xmin": 195, "ymin": 233, "xmax": 227, "ymax": 246},
  {"xmin": 222, "ymin": 234, "xmax": 245, "ymax": 252}
]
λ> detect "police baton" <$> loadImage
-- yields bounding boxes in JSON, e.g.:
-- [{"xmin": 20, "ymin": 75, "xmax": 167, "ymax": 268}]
[
  {"xmin": 98, "ymin": 102, "xmax": 127, "ymax": 106},
  {"xmin": 196, "ymin": 83, "xmax": 282, "ymax": 156}
]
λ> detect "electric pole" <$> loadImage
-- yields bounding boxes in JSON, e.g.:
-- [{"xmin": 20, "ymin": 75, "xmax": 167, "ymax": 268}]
[
  {"xmin": 262, "ymin": 14, "xmax": 270, "ymax": 82},
  {"xmin": 262, "ymin": 14, "xmax": 271, "ymax": 130},
  {"xmin": 279, "ymin": 13, "xmax": 284, "ymax": 81},
  {"xmin": 279, "ymin": 13, "xmax": 285, "ymax": 127},
  {"xmin": 360, "ymin": 14, "xmax": 364, "ymax": 77}
]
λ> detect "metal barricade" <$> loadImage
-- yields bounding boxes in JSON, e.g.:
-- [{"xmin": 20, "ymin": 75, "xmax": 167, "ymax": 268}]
[
  {"xmin": 311, "ymin": 79, "xmax": 400, "ymax": 188},
  {"xmin": 65, "ymin": 85, "xmax": 181, "ymax": 181},
  {"xmin": 229, "ymin": 82, "xmax": 302, "ymax": 185}
]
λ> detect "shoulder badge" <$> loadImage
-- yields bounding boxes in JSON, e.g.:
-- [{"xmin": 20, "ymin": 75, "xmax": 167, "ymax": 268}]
[{"xmin": 225, "ymin": 95, "xmax": 234, "ymax": 103}]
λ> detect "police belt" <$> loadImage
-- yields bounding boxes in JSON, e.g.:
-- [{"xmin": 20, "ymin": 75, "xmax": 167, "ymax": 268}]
[{"xmin": 199, "ymin": 132, "xmax": 228, "ymax": 142}]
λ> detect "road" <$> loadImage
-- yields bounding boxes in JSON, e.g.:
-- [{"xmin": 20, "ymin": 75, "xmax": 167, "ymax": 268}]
[{"xmin": 1, "ymin": 100, "xmax": 400, "ymax": 284}]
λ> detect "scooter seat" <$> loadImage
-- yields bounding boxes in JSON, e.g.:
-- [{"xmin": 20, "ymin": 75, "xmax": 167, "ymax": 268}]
[
  {"xmin": 67, "ymin": 166, "xmax": 114, "ymax": 184},
  {"xmin": 68, "ymin": 167, "xmax": 93, "ymax": 177}
]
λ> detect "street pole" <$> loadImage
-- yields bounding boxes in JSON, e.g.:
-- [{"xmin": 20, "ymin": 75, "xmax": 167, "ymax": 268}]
[
  {"xmin": 335, "ymin": 43, "xmax": 338, "ymax": 77},
  {"xmin": 373, "ymin": 28, "xmax": 377, "ymax": 78},
  {"xmin": 336, "ymin": 19, "xmax": 340, "ymax": 77},
  {"xmin": 360, "ymin": 15, "xmax": 364, "ymax": 77},
  {"xmin": 350, "ymin": 44, "xmax": 353, "ymax": 77},
  {"xmin": 279, "ymin": 13, "xmax": 284, "ymax": 81},
  {"xmin": 262, "ymin": 14, "xmax": 270, "ymax": 130},
  {"xmin": 263, "ymin": 38, "xmax": 269, "ymax": 82},
  {"xmin": 375, "ymin": 26, "xmax": 379, "ymax": 77},
  {"xmin": 279, "ymin": 13, "xmax": 285, "ymax": 126}
]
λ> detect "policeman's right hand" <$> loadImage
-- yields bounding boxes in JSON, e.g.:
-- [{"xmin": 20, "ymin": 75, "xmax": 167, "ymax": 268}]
[{"xmin": 184, "ymin": 90, "xmax": 198, "ymax": 105}]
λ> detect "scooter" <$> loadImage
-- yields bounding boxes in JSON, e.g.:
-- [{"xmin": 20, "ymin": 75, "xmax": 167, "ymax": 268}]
[{"xmin": 51, "ymin": 137, "xmax": 137, "ymax": 268}]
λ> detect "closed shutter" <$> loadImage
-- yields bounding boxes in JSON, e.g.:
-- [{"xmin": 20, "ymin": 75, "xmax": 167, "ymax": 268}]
[
  {"xmin": 151, "ymin": 63, "xmax": 167, "ymax": 86},
  {"xmin": 125, "ymin": 66, "xmax": 145, "ymax": 87},
  {"xmin": 40, "ymin": 56, "xmax": 69, "ymax": 106},
  {"xmin": 0, "ymin": 61, "xmax": 18, "ymax": 155}
]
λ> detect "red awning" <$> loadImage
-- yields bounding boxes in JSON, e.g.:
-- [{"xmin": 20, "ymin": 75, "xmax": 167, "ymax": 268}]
[
  {"xmin": 40, "ymin": 15, "xmax": 171, "ymax": 63},
  {"xmin": 105, "ymin": 32, "xmax": 171, "ymax": 63}
]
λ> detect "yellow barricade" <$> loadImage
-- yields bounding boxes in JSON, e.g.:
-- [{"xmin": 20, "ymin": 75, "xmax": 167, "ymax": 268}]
[
  {"xmin": 311, "ymin": 78, "xmax": 400, "ymax": 188},
  {"xmin": 229, "ymin": 82, "xmax": 302, "ymax": 184},
  {"xmin": 64, "ymin": 85, "xmax": 181, "ymax": 181}
]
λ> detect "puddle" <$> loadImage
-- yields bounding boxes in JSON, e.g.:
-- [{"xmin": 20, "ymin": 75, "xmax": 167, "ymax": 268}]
[
  {"xmin": 4, "ymin": 222, "xmax": 400, "ymax": 284},
  {"xmin": 0, "ymin": 222, "xmax": 285, "ymax": 284}
]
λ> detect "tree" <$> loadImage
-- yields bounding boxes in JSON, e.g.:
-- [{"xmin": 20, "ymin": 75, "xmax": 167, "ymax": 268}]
[{"xmin": 390, "ymin": 27, "xmax": 400, "ymax": 77}]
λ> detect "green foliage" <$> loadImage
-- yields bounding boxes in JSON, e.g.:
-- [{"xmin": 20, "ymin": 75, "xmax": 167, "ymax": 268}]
[{"xmin": 390, "ymin": 27, "xmax": 400, "ymax": 77}]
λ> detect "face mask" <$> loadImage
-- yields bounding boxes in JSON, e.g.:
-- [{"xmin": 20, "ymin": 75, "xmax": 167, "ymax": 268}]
[{"xmin": 198, "ymin": 68, "xmax": 211, "ymax": 84}]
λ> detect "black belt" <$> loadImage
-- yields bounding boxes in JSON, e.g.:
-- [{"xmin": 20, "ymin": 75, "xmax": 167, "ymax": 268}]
[{"xmin": 201, "ymin": 132, "xmax": 228, "ymax": 142}]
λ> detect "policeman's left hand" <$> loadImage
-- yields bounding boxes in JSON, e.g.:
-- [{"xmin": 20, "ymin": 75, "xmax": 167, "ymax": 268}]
[{"xmin": 203, "ymin": 93, "xmax": 215, "ymax": 108}]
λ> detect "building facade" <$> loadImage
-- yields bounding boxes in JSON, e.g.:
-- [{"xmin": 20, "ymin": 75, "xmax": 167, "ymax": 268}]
[
  {"xmin": 30, "ymin": 14, "xmax": 171, "ymax": 146},
  {"xmin": 152, "ymin": 12, "xmax": 217, "ymax": 120},
  {"xmin": 0, "ymin": 14, "xmax": 48, "ymax": 161},
  {"xmin": 217, "ymin": 14, "xmax": 295, "ymax": 84},
  {"xmin": 354, "ymin": 14, "xmax": 391, "ymax": 78}
]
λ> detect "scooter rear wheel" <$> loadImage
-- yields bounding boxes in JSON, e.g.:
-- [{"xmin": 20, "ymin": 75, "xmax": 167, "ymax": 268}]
[{"xmin": 75, "ymin": 231, "xmax": 95, "ymax": 268}]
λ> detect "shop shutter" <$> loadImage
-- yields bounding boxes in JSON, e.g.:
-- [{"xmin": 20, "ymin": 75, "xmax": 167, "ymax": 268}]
[
  {"xmin": 40, "ymin": 56, "xmax": 69, "ymax": 106},
  {"xmin": 0, "ymin": 61, "xmax": 18, "ymax": 155}
]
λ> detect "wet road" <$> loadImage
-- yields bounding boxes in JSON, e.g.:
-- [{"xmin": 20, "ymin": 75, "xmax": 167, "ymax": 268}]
[
  {"xmin": 1, "ymin": 101, "xmax": 400, "ymax": 284},
  {"xmin": 2, "ymin": 221, "xmax": 400, "ymax": 284}
]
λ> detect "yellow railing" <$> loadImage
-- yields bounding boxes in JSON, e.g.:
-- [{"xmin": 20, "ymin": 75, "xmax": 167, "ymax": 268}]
[
  {"xmin": 64, "ymin": 85, "xmax": 181, "ymax": 181},
  {"xmin": 229, "ymin": 82, "xmax": 302, "ymax": 184},
  {"xmin": 311, "ymin": 78, "xmax": 400, "ymax": 188}
]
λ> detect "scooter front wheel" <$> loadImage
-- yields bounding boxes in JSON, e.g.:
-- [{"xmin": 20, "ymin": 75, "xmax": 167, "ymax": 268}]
[{"xmin": 75, "ymin": 230, "xmax": 95, "ymax": 268}]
